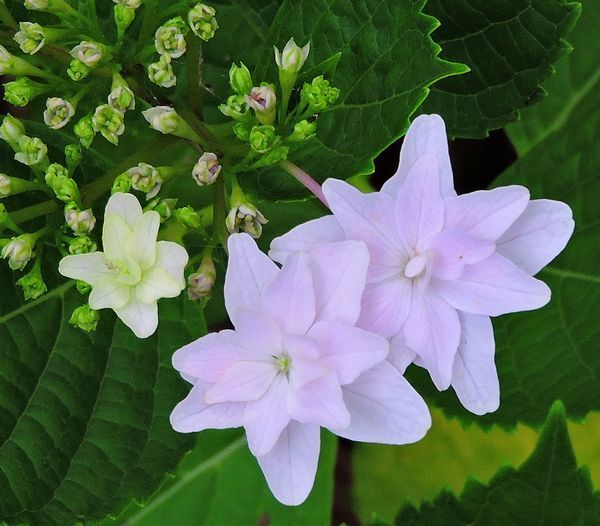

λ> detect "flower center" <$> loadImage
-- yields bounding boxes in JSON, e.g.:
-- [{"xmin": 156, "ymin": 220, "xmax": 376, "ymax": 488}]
[
  {"xmin": 276, "ymin": 354, "xmax": 292, "ymax": 374},
  {"xmin": 108, "ymin": 256, "xmax": 143, "ymax": 286},
  {"xmin": 404, "ymin": 253, "xmax": 427, "ymax": 279}
]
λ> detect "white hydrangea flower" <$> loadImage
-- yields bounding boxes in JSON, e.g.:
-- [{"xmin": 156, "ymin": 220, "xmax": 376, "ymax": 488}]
[
  {"xmin": 14, "ymin": 22, "xmax": 46, "ymax": 55},
  {"xmin": 59, "ymin": 193, "xmax": 188, "ymax": 338},
  {"xmin": 70, "ymin": 41, "xmax": 104, "ymax": 67},
  {"xmin": 43, "ymin": 97, "xmax": 75, "ymax": 130}
]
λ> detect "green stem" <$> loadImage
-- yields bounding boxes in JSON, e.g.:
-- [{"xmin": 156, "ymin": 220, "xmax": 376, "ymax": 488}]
[
  {"xmin": 12, "ymin": 201, "xmax": 58, "ymax": 225},
  {"xmin": 212, "ymin": 174, "xmax": 228, "ymax": 250},
  {"xmin": 186, "ymin": 36, "xmax": 204, "ymax": 117},
  {"xmin": 0, "ymin": 3, "xmax": 17, "ymax": 30},
  {"xmin": 137, "ymin": 0, "xmax": 159, "ymax": 54}
]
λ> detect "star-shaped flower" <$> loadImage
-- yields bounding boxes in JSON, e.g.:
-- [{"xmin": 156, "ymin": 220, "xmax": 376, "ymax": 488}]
[
  {"xmin": 270, "ymin": 114, "xmax": 574, "ymax": 415},
  {"xmin": 59, "ymin": 193, "xmax": 188, "ymax": 338},
  {"xmin": 170, "ymin": 234, "xmax": 430, "ymax": 505}
]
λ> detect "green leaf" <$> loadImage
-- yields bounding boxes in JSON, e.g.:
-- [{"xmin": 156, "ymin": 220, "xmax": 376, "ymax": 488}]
[
  {"xmin": 507, "ymin": 0, "xmax": 600, "ymax": 154},
  {"xmin": 103, "ymin": 430, "xmax": 337, "ymax": 526},
  {"xmin": 244, "ymin": 0, "xmax": 466, "ymax": 199},
  {"xmin": 0, "ymin": 268, "xmax": 204, "ymax": 525},
  {"xmin": 375, "ymin": 402, "xmax": 600, "ymax": 525},
  {"xmin": 420, "ymin": 0, "xmax": 580, "ymax": 138}
]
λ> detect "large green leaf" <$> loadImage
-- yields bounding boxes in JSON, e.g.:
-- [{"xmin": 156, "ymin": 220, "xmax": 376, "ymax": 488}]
[
  {"xmin": 243, "ymin": 0, "xmax": 466, "ymax": 199},
  {"xmin": 0, "ymin": 267, "xmax": 204, "ymax": 525},
  {"xmin": 421, "ymin": 0, "xmax": 580, "ymax": 138},
  {"xmin": 372, "ymin": 402, "xmax": 600, "ymax": 525},
  {"xmin": 507, "ymin": 0, "xmax": 600, "ymax": 154}
]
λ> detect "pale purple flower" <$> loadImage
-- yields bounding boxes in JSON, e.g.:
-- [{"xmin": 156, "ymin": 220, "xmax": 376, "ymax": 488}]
[
  {"xmin": 270, "ymin": 114, "xmax": 574, "ymax": 416},
  {"xmin": 170, "ymin": 234, "xmax": 430, "ymax": 505}
]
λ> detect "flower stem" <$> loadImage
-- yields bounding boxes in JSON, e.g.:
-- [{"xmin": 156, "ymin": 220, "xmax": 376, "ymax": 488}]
[
  {"xmin": 186, "ymin": 36, "xmax": 204, "ymax": 117},
  {"xmin": 212, "ymin": 173, "xmax": 228, "ymax": 250},
  {"xmin": 0, "ymin": 3, "xmax": 17, "ymax": 30},
  {"xmin": 279, "ymin": 160, "xmax": 328, "ymax": 207}
]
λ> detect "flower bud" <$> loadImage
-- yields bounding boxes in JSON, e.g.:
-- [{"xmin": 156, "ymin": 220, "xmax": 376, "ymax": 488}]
[
  {"xmin": 14, "ymin": 22, "xmax": 46, "ymax": 55},
  {"xmin": 142, "ymin": 106, "xmax": 179, "ymax": 134},
  {"xmin": 108, "ymin": 85, "xmax": 135, "ymax": 112},
  {"xmin": 65, "ymin": 204, "xmax": 96, "ymax": 235},
  {"xmin": 111, "ymin": 173, "xmax": 132, "ymax": 194},
  {"xmin": 43, "ymin": 97, "xmax": 75, "ymax": 130},
  {"xmin": 24, "ymin": 0, "xmax": 49, "ymax": 9},
  {"xmin": 4, "ymin": 77, "xmax": 48, "ymax": 107},
  {"xmin": 229, "ymin": 62, "xmax": 252, "ymax": 95},
  {"xmin": 301, "ymin": 75, "xmax": 340, "ymax": 113},
  {"xmin": 148, "ymin": 54, "xmax": 176, "ymax": 88},
  {"xmin": 245, "ymin": 85, "xmax": 276, "ymax": 125},
  {"xmin": 69, "ymin": 304, "xmax": 99, "ymax": 332},
  {"xmin": 1, "ymin": 234, "xmax": 35, "ymax": 270},
  {"xmin": 155, "ymin": 16, "xmax": 188, "ymax": 58},
  {"xmin": 188, "ymin": 3, "xmax": 218, "ymax": 41},
  {"xmin": 0, "ymin": 174, "xmax": 11, "ymax": 197},
  {"xmin": 251, "ymin": 145, "xmax": 289, "ymax": 169},
  {"xmin": 68, "ymin": 235, "xmax": 96, "ymax": 254},
  {"xmin": 14, "ymin": 136, "xmax": 48, "ymax": 167},
  {"xmin": 145, "ymin": 197, "xmax": 177, "ymax": 222},
  {"xmin": 46, "ymin": 173, "xmax": 79, "ymax": 204},
  {"xmin": 45, "ymin": 162, "xmax": 69, "ymax": 182},
  {"xmin": 67, "ymin": 59, "xmax": 90, "ymax": 81},
  {"xmin": 232, "ymin": 121, "xmax": 252, "ymax": 142},
  {"xmin": 274, "ymin": 38, "xmax": 310, "ymax": 75},
  {"xmin": 0, "ymin": 203, "xmax": 20, "ymax": 232},
  {"xmin": 92, "ymin": 104, "xmax": 125, "ymax": 145},
  {"xmin": 65, "ymin": 143, "xmax": 82, "ymax": 172},
  {"xmin": 76, "ymin": 280, "xmax": 92, "ymax": 294},
  {"xmin": 249, "ymin": 124, "xmax": 278, "ymax": 153},
  {"xmin": 192, "ymin": 152, "xmax": 221, "ymax": 186},
  {"xmin": 226, "ymin": 202, "xmax": 268, "ymax": 238},
  {"xmin": 288, "ymin": 119, "xmax": 317, "ymax": 142},
  {"xmin": 0, "ymin": 114, "xmax": 26, "ymax": 145},
  {"xmin": 74, "ymin": 115, "xmax": 96, "ymax": 148},
  {"xmin": 174, "ymin": 206, "xmax": 202, "ymax": 230},
  {"xmin": 113, "ymin": 0, "xmax": 141, "ymax": 8},
  {"xmin": 70, "ymin": 40, "xmax": 106, "ymax": 67},
  {"xmin": 114, "ymin": 4, "xmax": 136, "ymax": 33},
  {"xmin": 218, "ymin": 94, "xmax": 249, "ymax": 121},
  {"xmin": 127, "ymin": 162, "xmax": 162, "ymax": 199},
  {"xmin": 187, "ymin": 255, "xmax": 216, "ymax": 300},
  {"xmin": 17, "ymin": 263, "xmax": 47, "ymax": 300}
]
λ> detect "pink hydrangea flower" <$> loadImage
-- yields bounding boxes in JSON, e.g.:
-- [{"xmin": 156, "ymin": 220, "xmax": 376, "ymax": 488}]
[
  {"xmin": 270, "ymin": 114, "xmax": 574, "ymax": 416},
  {"xmin": 170, "ymin": 234, "xmax": 431, "ymax": 505}
]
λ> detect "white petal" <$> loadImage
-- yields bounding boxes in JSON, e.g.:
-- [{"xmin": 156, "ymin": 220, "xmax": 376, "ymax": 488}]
[
  {"xmin": 243, "ymin": 374, "xmax": 290, "ymax": 456},
  {"xmin": 204, "ymin": 361, "xmax": 278, "ymax": 404},
  {"xmin": 154, "ymin": 240, "xmax": 188, "ymax": 289},
  {"xmin": 102, "ymin": 214, "xmax": 132, "ymax": 262},
  {"xmin": 89, "ymin": 277, "xmax": 130, "ymax": 310},
  {"xmin": 135, "ymin": 266, "xmax": 182, "ymax": 303},
  {"xmin": 170, "ymin": 382, "xmax": 244, "ymax": 432},
  {"xmin": 451, "ymin": 313, "xmax": 499, "ymax": 415},
  {"xmin": 127, "ymin": 210, "xmax": 160, "ymax": 269},
  {"xmin": 114, "ymin": 299, "xmax": 158, "ymax": 338},
  {"xmin": 58, "ymin": 252, "xmax": 113, "ymax": 285},
  {"xmin": 497, "ymin": 199, "xmax": 574, "ymax": 275},
  {"xmin": 233, "ymin": 308, "xmax": 282, "ymax": 358},
  {"xmin": 444, "ymin": 186, "xmax": 530, "ymax": 241},
  {"xmin": 335, "ymin": 362, "xmax": 431, "ymax": 444},
  {"xmin": 257, "ymin": 421, "xmax": 320, "ymax": 506},
  {"xmin": 269, "ymin": 215, "xmax": 345, "ymax": 264},
  {"xmin": 388, "ymin": 332, "xmax": 417, "ymax": 375},
  {"xmin": 382, "ymin": 114, "xmax": 455, "ymax": 198},
  {"xmin": 225, "ymin": 234, "xmax": 279, "ymax": 325},
  {"xmin": 105, "ymin": 192, "xmax": 143, "ymax": 229}
]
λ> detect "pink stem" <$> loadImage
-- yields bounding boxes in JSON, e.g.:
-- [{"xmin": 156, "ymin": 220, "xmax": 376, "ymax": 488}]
[{"xmin": 279, "ymin": 160, "xmax": 329, "ymax": 208}]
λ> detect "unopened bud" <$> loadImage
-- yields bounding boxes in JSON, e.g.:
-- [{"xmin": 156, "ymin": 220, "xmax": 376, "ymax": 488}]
[
  {"xmin": 229, "ymin": 62, "xmax": 252, "ymax": 95},
  {"xmin": 70, "ymin": 40, "xmax": 106, "ymax": 67},
  {"xmin": 148, "ymin": 54, "xmax": 176, "ymax": 88},
  {"xmin": 0, "ymin": 114, "xmax": 26, "ymax": 145},
  {"xmin": 249, "ymin": 124, "xmax": 278, "ymax": 153},
  {"xmin": 155, "ymin": 16, "xmax": 188, "ymax": 58},
  {"xmin": 14, "ymin": 22, "xmax": 46, "ymax": 55},
  {"xmin": 188, "ymin": 3, "xmax": 218, "ymax": 41},
  {"xmin": 0, "ymin": 174, "xmax": 11, "ymax": 197},
  {"xmin": 226, "ymin": 202, "xmax": 268, "ymax": 238},
  {"xmin": 192, "ymin": 152, "xmax": 221, "ymax": 186},
  {"xmin": 74, "ymin": 114, "xmax": 96, "ymax": 148},
  {"xmin": 301, "ymin": 75, "xmax": 340, "ymax": 113},
  {"xmin": 251, "ymin": 145, "xmax": 289, "ymax": 169},
  {"xmin": 111, "ymin": 173, "xmax": 132, "ymax": 194},
  {"xmin": 274, "ymin": 38, "xmax": 310, "ymax": 93},
  {"xmin": 113, "ymin": 0, "xmax": 141, "ymax": 8},
  {"xmin": 43, "ymin": 97, "xmax": 75, "ymax": 130},
  {"xmin": 1, "ymin": 234, "xmax": 35, "ymax": 270},
  {"xmin": 68, "ymin": 235, "xmax": 96, "ymax": 254},
  {"xmin": 16, "ymin": 262, "xmax": 47, "ymax": 300},
  {"xmin": 127, "ymin": 162, "xmax": 162, "ymax": 199},
  {"xmin": 246, "ymin": 85, "xmax": 276, "ymax": 125},
  {"xmin": 142, "ymin": 106, "xmax": 178, "ymax": 134},
  {"xmin": 174, "ymin": 206, "xmax": 202, "ymax": 230},
  {"xmin": 232, "ymin": 121, "xmax": 252, "ymax": 141},
  {"xmin": 146, "ymin": 197, "xmax": 177, "ymax": 222},
  {"xmin": 76, "ymin": 280, "xmax": 92, "ymax": 294},
  {"xmin": 45, "ymin": 164, "xmax": 80, "ymax": 202},
  {"xmin": 114, "ymin": 4, "xmax": 136, "ymax": 32},
  {"xmin": 4, "ymin": 77, "xmax": 48, "ymax": 107},
  {"xmin": 67, "ymin": 59, "xmax": 90, "ymax": 81},
  {"xmin": 24, "ymin": 0, "xmax": 49, "ymax": 9},
  {"xmin": 15, "ymin": 136, "xmax": 48, "ymax": 167},
  {"xmin": 187, "ymin": 255, "xmax": 216, "ymax": 300},
  {"xmin": 93, "ymin": 104, "xmax": 125, "ymax": 145},
  {"xmin": 65, "ymin": 204, "xmax": 96, "ymax": 235},
  {"xmin": 65, "ymin": 143, "xmax": 83, "ymax": 172},
  {"xmin": 69, "ymin": 304, "xmax": 99, "ymax": 332},
  {"xmin": 288, "ymin": 119, "xmax": 317, "ymax": 142}
]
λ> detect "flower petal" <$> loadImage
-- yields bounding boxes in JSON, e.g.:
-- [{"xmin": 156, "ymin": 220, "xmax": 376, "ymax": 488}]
[
  {"xmin": 104, "ymin": 192, "xmax": 143, "ymax": 229},
  {"xmin": 451, "ymin": 313, "xmax": 499, "ymax": 415},
  {"xmin": 170, "ymin": 382, "xmax": 244, "ymax": 432},
  {"xmin": 154, "ymin": 241, "xmax": 188, "ymax": 289},
  {"xmin": 496, "ymin": 199, "xmax": 574, "ymax": 275},
  {"xmin": 225, "ymin": 233, "xmax": 279, "ymax": 325},
  {"xmin": 262, "ymin": 252, "xmax": 315, "ymax": 335},
  {"xmin": 114, "ymin": 298, "xmax": 158, "ymax": 338},
  {"xmin": 256, "ymin": 421, "xmax": 320, "ymax": 506},
  {"xmin": 58, "ymin": 252, "xmax": 113, "ymax": 285},
  {"xmin": 102, "ymin": 214, "xmax": 132, "ymax": 262},
  {"xmin": 403, "ymin": 288, "xmax": 460, "ymax": 390},
  {"xmin": 308, "ymin": 321, "xmax": 389, "ymax": 385},
  {"xmin": 135, "ymin": 266, "xmax": 182, "ymax": 303},
  {"xmin": 382, "ymin": 114, "xmax": 455, "ymax": 198},
  {"xmin": 334, "ymin": 362, "xmax": 431, "ymax": 444},
  {"xmin": 204, "ymin": 360, "xmax": 277, "ymax": 404},
  {"xmin": 269, "ymin": 215, "xmax": 345, "ymax": 264},
  {"xmin": 433, "ymin": 252, "xmax": 551, "ymax": 316},
  {"xmin": 243, "ymin": 374, "xmax": 290, "ymax": 456},
  {"xmin": 89, "ymin": 277, "xmax": 130, "ymax": 310},
  {"xmin": 388, "ymin": 332, "xmax": 417, "ymax": 374},
  {"xmin": 127, "ymin": 210, "xmax": 160, "ymax": 269},
  {"xmin": 233, "ymin": 308, "xmax": 283, "ymax": 357},
  {"xmin": 444, "ymin": 186, "xmax": 530, "ymax": 241}
]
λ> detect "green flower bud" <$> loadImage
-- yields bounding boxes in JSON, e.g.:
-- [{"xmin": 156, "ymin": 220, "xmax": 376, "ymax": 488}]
[
  {"xmin": 252, "ymin": 145, "xmax": 289, "ymax": 169},
  {"xmin": 69, "ymin": 304, "xmax": 99, "ymax": 332},
  {"xmin": 16, "ymin": 262, "xmax": 47, "ymax": 300},
  {"xmin": 187, "ymin": 254, "xmax": 216, "ymax": 300},
  {"xmin": 127, "ymin": 162, "xmax": 162, "ymax": 199},
  {"xmin": 43, "ymin": 97, "xmax": 75, "ymax": 130},
  {"xmin": 188, "ymin": 3, "xmax": 218, "ymax": 41},
  {"xmin": 174, "ymin": 206, "xmax": 202, "ymax": 230},
  {"xmin": 148, "ymin": 54, "xmax": 176, "ymax": 88},
  {"xmin": 249, "ymin": 124, "xmax": 278, "ymax": 153},
  {"xmin": 0, "ymin": 114, "xmax": 26, "ymax": 145},
  {"xmin": 155, "ymin": 16, "xmax": 188, "ymax": 58},
  {"xmin": 229, "ymin": 62, "xmax": 252, "ymax": 95},
  {"xmin": 300, "ymin": 75, "xmax": 340, "ymax": 113},
  {"xmin": 245, "ymin": 85, "xmax": 276, "ymax": 125},
  {"xmin": 68, "ymin": 235, "xmax": 96, "ymax": 254},
  {"xmin": 24, "ymin": 0, "xmax": 49, "ymax": 9},
  {"xmin": 226, "ymin": 202, "xmax": 268, "ymax": 238},
  {"xmin": 114, "ymin": 4, "xmax": 136, "ymax": 33},
  {"xmin": 76, "ymin": 280, "xmax": 92, "ymax": 294},
  {"xmin": 45, "ymin": 162, "xmax": 69, "ymax": 182},
  {"xmin": 74, "ymin": 115, "xmax": 96, "ymax": 148},
  {"xmin": 45, "ymin": 164, "xmax": 79, "ymax": 202},
  {"xmin": 14, "ymin": 136, "xmax": 48, "ymax": 167},
  {"xmin": 92, "ymin": 104, "xmax": 125, "ymax": 145},
  {"xmin": 4, "ymin": 77, "xmax": 48, "ymax": 107},
  {"xmin": 65, "ymin": 203, "xmax": 95, "ymax": 235},
  {"xmin": 70, "ymin": 40, "xmax": 107, "ymax": 67},
  {"xmin": 232, "ymin": 121, "xmax": 252, "ymax": 142},
  {"xmin": 111, "ymin": 173, "xmax": 132, "ymax": 194},
  {"xmin": 67, "ymin": 59, "xmax": 90, "ymax": 81},
  {"xmin": 65, "ymin": 143, "xmax": 83, "ymax": 171},
  {"xmin": 0, "ymin": 174, "xmax": 10, "ymax": 197},
  {"xmin": 288, "ymin": 119, "xmax": 317, "ymax": 142},
  {"xmin": 1, "ymin": 233, "xmax": 35, "ymax": 270},
  {"xmin": 192, "ymin": 152, "xmax": 221, "ymax": 186},
  {"xmin": 113, "ymin": 0, "xmax": 141, "ymax": 8},
  {"xmin": 0, "ymin": 203, "xmax": 20, "ymax": 232},
  {"xmin": 218, "ymin": 94, "xmax": 249, "ymax": 121},
  {"xmin": 142, "ymin": 105, "xmax": 178, "ymax": 134},
  {"xmin": 14, "ymin": 22, "xmax": 46, "ymax": 55},
  {"xmin": 146, "ymin": 198, "xmax": 177, "ymax": 222}
]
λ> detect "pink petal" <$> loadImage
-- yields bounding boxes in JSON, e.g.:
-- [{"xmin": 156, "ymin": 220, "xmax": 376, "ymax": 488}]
[
  {"xmin": 444, "ymin": 186, "xmax": 530, "ymax": 241},
  {"xmin": 287, "ymin": 372, "xmax": 350, "ymax": 430},
  {"xmin": 403, "ymin": 288, "xmax": 460, "ymax": 390},
  {"xmin": 497, "ymin": 199, "xmax": 574, "ymax": 275},
  {"xmin": 225, "ymin": 234, "xmax": 279, "ymax": 325},
  {"xmin": 433, "ymin": 252, "xmax": 551, "ymax": 316},
  {"xmin": 382, "ymin": 114, "xmax": 455, "ymax": 198},
  {"xmin": 308, "ymin": 321, "xmax": 389, "ymax": 385},
  {"xmin": 204, "ymin": 361, "xmax": 277, "ymax": 404},
  {"xmin": 170, "ymin": 382, "xmax": 244, "ymax": 432},
  {"xmin": 257, "ymin": 421, "xmax": 320, "ymax": 506},
  {"xmin": 388, "ymin": 332, "xmax": 417, "ymax": 374},
  {"xmin": 394, "ymin": 154, "xmax": 444, "ymax": 252},
  {"xmin": 233, "ymin": 308, "xmax": 282, "ymax": 357},
  {"xmin": 243, "ymin": 374, "xmax": 290, "ymax": 456},
  {"xmin": 308, "ymin": 240, "xmax": 370, "ymax": 325},
  {"xmin": 261, "ymin": 252, "xmax": 315, "ymax": 335},
  {"xmin": 451, "ymin": 313, "xmax": 499, "ymax": 415},
  {"xmin": 269, "ymin": 216, "xmax": 345, "ymax": 264},
  {"xmin": 284, "ymin": 334, "xmax": 327, "ymax": 389},
  {"xmin": 334, "ymin": 362, "xmax": 431, "ymax": 444}
]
